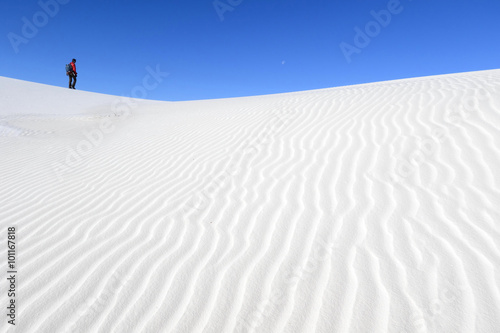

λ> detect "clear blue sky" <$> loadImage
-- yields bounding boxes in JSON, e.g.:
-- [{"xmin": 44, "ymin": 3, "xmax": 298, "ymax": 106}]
[{"xmin": 1, "ymin": 0, "xmax": 499, "ymax": 101}]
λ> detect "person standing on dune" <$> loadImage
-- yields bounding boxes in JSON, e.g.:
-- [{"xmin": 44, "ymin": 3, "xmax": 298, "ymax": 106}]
[{"xmin": 66, "ymin": 58, "xmax": 77, "ymax": 89}]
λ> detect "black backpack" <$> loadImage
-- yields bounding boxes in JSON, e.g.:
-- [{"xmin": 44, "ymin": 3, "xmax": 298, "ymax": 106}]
[{"xmin": 65, "ymin": 63, "xmax": 73, "ymax": 75}]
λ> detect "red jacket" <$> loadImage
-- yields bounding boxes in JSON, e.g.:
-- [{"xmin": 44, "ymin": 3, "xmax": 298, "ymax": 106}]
[{"xmin": 70, "ymin": 62, "xmax": 77, "ymax": 75}]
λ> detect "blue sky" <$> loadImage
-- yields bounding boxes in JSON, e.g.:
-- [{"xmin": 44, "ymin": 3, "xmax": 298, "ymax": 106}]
[{"xmin": 1, "ymin": 0, "xmax": 499, "ymax": 101}]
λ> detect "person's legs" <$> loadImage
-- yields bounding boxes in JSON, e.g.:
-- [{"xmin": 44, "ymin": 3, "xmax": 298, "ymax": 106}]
[{"xmin": 69, "ymin": 74, "xmax": 76, "ymax": 89}]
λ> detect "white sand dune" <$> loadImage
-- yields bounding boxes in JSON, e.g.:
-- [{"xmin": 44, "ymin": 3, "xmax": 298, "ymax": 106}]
[{"xmin": 1, "ymin": 70, "xmax": 500, "ymax": 333}]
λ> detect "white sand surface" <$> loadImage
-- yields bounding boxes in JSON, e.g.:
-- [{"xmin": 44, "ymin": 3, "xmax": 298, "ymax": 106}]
[{"xmin": 1, "ymin": 70, "xmax": 500, "ymax": 332}]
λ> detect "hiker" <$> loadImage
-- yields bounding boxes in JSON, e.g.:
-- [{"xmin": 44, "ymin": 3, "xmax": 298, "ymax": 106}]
[{"xmin": 66, "ymin": 58, "xmax": 77, "ymax": 89}]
